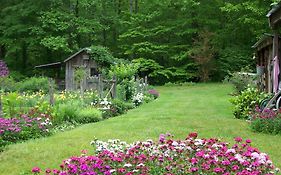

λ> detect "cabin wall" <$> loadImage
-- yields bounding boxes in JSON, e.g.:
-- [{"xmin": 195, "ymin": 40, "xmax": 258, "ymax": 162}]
[
  {"xmin": 65, "ymin": 52, "xmax": 99, "ymax": 91},
  {"xmin": 256, "ymin": 46, "xmax": 273, "ymax": 93}
]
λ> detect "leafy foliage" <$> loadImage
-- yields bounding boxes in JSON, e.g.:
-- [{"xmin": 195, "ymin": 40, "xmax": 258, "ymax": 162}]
[
  {"xmin": 16, "ymin": 77, "xmax": 52, "ymax": 93},
  {"xmin": 230, "ymin": 87, "xmax": 268, "ymax": 119},
  {"xmin": 0, "ymin": 0, "xmax": 278, "ymax": 83},
  {"xmin": 225, "ymin": 67, "xmax": 257, "ymax": 93},
  {"xmin": 88, "ymin": 46, "xmax": 118, "ymax": 68},
  {"xmin": 251, "ymin": 108, "xmax": 281, "ymax": 135}
]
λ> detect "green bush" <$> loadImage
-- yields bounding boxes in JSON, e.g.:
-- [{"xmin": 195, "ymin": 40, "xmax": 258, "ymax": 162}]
[
  {"xmin": 112, "ymin": 98, "xmax": 134, "ymax": 115},
  {"xmin": 16, "ymin": 77, "xmax": 54, "ymax": 93},
  {"xmin": 101, "ymin": 98, "xmax": 134, "ymax": 119},
  {"xmin": 230, "ymin": 87, "xmax": 267, "ymax": 119},
  {"xmin": 251, "ymin": 118, "xmax": 281, "ymax": 135},
  {"xmin": 53, "ymin": 100, "xmax": 83, "ymax": 124},
  {"xmin": 0, "ymin": 76, "xmax": 16, "ymax": 92},
  {"xmin": 76, "ymin": 107, "xmax": 102, "ymax": 123}
]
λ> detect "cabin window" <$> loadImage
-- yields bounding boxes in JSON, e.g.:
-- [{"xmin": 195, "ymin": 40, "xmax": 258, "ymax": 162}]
[{"xmin": 90, "ymin": 68, "xmax": 99, "ymax": 76}]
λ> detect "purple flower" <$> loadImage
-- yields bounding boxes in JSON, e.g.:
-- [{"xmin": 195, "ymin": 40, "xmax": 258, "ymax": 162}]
[{"xmin": 0, "ymin": 60, "xmax": 9, "ymax": 77}]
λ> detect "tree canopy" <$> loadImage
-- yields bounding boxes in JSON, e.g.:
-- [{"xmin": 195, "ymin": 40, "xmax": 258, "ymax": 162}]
[{"xmin": 0, "ymin": 0, "xmax": 279, "ymax": 83}]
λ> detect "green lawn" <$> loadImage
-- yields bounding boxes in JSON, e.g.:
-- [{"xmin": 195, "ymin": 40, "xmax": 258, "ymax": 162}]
[{"xmin": 1, "ymin": 83, "xmax": 281, "ymax": 175}]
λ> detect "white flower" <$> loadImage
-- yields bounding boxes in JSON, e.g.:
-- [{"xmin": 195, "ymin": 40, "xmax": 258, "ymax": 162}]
[
  {"xmin": 172, "ymin": 141, "xmax": 178, "ymax": 146},
  {"xmin": 137, "ymin": 163, "xmax": 145, "ymax": 167},
  {"xmin": 226, "ymin": 149, "xmax": 236, "ymax": 154},
  {"xmin": 110, "ymin": 169, "xmax": 116, "ymax": 173},
  {"xmin": 124, "ymin": 163, "xmax": 132, "ymax": 167},
  {"xmin": 235, "ymin": 154, "xmax": 245, "ymax": 163}
]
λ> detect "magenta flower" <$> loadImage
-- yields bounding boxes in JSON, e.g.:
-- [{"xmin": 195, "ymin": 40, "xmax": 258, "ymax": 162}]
[
  {"xmin": 31, "ymin": 167, "xmax": 41, "ymax": 173},
  {"xmin": 32, "ymin": 133, "xmax": 277, "ymax": 175},
  {"xmin": 190, "ymin": 167, "xmax": 199, "ymax": 172},
  {"xmin": 235, "ymin": 137, "xmax": 243, "ymax": 142}
]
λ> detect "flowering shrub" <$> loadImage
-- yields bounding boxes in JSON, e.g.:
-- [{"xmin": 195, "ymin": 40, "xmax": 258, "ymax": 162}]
[
  {"xmin": 250, "ymin": 107, "xmax": 281, "ymax": 134},
  {"xmin": 32, "ymin": 133, "xmax": 278, "ymax": 175},
  {"xmin": 0, "ymin": 112, "xmax": 52, "ymax": 150},
  {"xmin": 230, "ymin": 87, "xmax": 268, "ymax": 119},
  {"xmin": 132, "ymin": 92, "xmax": 144, "ymax": 106},
  {"xmin": 0, "ymin": 60, "xmax": 9, "ymax": 77}
]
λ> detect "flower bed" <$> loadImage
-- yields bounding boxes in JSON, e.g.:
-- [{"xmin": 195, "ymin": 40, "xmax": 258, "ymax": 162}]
[
  {"xmin": 0, "ymin": 112, "xmax": 52, "ymax": 150},
  {"xmin": 31, "ymin": 133, "xmax": 278, "ymax": 175},
  {"xmin": 250, "ymin": 107, "xmax": 281, "ymax": 135}
]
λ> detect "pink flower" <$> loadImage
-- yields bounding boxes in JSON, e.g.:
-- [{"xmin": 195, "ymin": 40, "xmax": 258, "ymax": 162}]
[
  {"xmin": 190, "ymin": 167, "xmax": 199, "ymax": 172},
  {"xmin": 246, "ymin": 139, "xmax": 251, "ymax": 144},
  {"xmin": 45, "ymin": 168, "xmax": 51, "ymax": 173},
  {"xmin": 232, "ymin": 165, "xmax": 239, "ymax": 171},
  {"xmin": 31, "ymin": 167, "xmax": 41, "ymax": 173},
  {"xmin": 234, "ymin": 137, "xmax": 242, "ymax": 142},
  {"xmin": 213, "ymin": 167, "xmax": 224, "ymax": 173}
]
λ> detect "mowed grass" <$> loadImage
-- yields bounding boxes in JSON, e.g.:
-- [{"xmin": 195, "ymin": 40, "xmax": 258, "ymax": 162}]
[{"xmin": 1, "ymin": 83, "xmax": 281, "ymax": 175}]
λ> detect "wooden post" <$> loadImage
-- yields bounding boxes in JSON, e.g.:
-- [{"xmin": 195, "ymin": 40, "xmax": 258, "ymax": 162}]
[
  {"xmin": 98, "ymin": 74, "xmax": 103, "ymax": 98},
  {"xmin": 80, "ymin": 79, "xmax": 84, "ymax": 98},
  {"xmin": 273, "ymin": 31, "xmax": 279, "ymax": 93},
  {"xmin": 136, "ymin": 77, "xmax": 140, "ymax": 93},
  {"xmin": 144, "ymin": 76, "xmax": 148, "ymax": 91},
  {"xmin": 112, "ymin": 75, "xmax": 117, "ymax": 99},
  {"xmin": 49, "ymin": 78, "xmax": 55, "ymax": 106}
]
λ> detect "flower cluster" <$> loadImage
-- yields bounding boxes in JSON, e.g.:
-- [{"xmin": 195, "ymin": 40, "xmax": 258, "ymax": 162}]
[
  {"xmin": 132, "ymin": 92, "xmax": 144, "ymax": 106},
  {"xmin": 98, "ymin": 98, "xmax": 112, "ymax": 110},
  {"xmin": 251, "ymin": 106, "xmax": 280, "ymax": 120},
  {"xmin": 148, "ymin": 89, "xmax": 159, "ymax": 99},
  {"xmin": 0, "ymin": 59, "xmax": 9, "ymax": 77},
  {"xmin": 0, "ymin": 113, "xmax": 52, "ymax": 149},
  {"xmin": 250, "ymin": 107, "xmax": 281, "ymax": 134},
  {"xmin": 32, "ymin": 133, "xmax": 278, "ymax": 175}
]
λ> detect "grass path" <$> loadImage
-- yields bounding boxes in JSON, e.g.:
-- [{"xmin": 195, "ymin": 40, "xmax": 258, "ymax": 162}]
[{"xmin": 1, "ymin": 83, "xmax": 281, "ymax": 174}]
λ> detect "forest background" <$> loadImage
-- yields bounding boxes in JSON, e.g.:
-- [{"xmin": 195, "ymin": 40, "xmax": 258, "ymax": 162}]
[{"xmin": 0, "ymin": 0, "xmax": 279, "ymax": 84}]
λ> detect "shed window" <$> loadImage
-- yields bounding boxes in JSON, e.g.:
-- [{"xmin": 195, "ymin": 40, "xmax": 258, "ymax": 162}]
[{"xmin": 90, "ymin": 68, "xmax": 99, "ymax": 76}]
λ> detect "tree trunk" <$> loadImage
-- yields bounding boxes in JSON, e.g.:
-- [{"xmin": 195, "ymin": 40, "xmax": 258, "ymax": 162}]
[
  {"xmin": 135, "ymin": 0, "xmax": 138, "ymax": 13},
  {"xmin": 21, "ymin": 42, "xmax": 28, "ymax": 73},
  {"xmin": 75, "ymin": 0, "xmax": 81, "ymax": 47},
  {"xmin": 0, "ymin": 45, "xmax": 6, "ymax": 60},
  {"xmin": 117, "ymin": 0, "xmax": 122, "ymax": 14},
  {"xmin": 102, "ymin": 1, "xmax": 107, "ymax": 46},
  {"xmin": 129, "ymin": 0, "xmax": 133, "ymax": 14},
  {"xmin": 48, "ymin": 78, "xmax": 55, "ymax": 106}
]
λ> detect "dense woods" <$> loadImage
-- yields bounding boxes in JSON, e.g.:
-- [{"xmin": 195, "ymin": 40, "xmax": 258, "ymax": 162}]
[{"xmin": 0, "ymin": 0, "xmax": 279, "ymax": 84}]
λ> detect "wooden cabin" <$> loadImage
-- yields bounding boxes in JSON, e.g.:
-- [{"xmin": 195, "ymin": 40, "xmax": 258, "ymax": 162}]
[
  {"xmin": 252, "ymin": 34, "xmax": 281, "ymax": 93},
  {"xmin": 35, "ymin": 48, "xmax": 101, "ymax": 91},
  {"xmin": 253, "ymin": 2, "xmax": 281, "ymax": 93},
  {"xmin": 64, "ymin": 48, "xmax": 100, "ymax": 91}
]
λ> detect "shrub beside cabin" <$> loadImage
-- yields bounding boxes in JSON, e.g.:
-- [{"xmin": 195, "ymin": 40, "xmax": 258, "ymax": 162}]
[
  {"xmin": 35, "ymin": 48, "xmax": 100, "ymax": 91},
  {"xmin": 253, "ymin": 2, "xmax": 281, "ymax": 93}
]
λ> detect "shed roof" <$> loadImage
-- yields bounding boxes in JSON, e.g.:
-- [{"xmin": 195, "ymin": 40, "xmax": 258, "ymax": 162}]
[
  {"xmin": 267, "ymin": 2, "xmax": 281, "ymax": 17},
  {"xmin": 252, "ymin": 33, "xmax": 273, "ymax": 49},
  {"xmin": 64, "ymin": 48, "xmax": 91, "ymax": 63},
  {"xmin": 35, "ymin": 62, "xmax": 62, "ymax": 69},
  {"xmin": 267, "ymin": 2, "xmax": 281, "ymax": 28}
]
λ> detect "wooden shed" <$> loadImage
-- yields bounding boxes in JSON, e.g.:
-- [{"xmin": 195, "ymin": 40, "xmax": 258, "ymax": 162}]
[
  {"xmin": 35, "ymin": 48, "xmax": 102, "ymax": 91},
  {"xmin": 64, "ymin": 48, "xmax": 101, "ymax": 91},
  {"xmin": 252, "ymin": 34, "xmax": 281, "ymax": 93},
  {"xmin": 253, "ymin": 2, "xmax": 281, "ymax": 93}
]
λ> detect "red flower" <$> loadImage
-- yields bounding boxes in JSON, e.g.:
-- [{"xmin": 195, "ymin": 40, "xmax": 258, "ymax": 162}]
[{"xmin": 187, "ymin": 132, "xmax": 198, "ymax": 139}]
